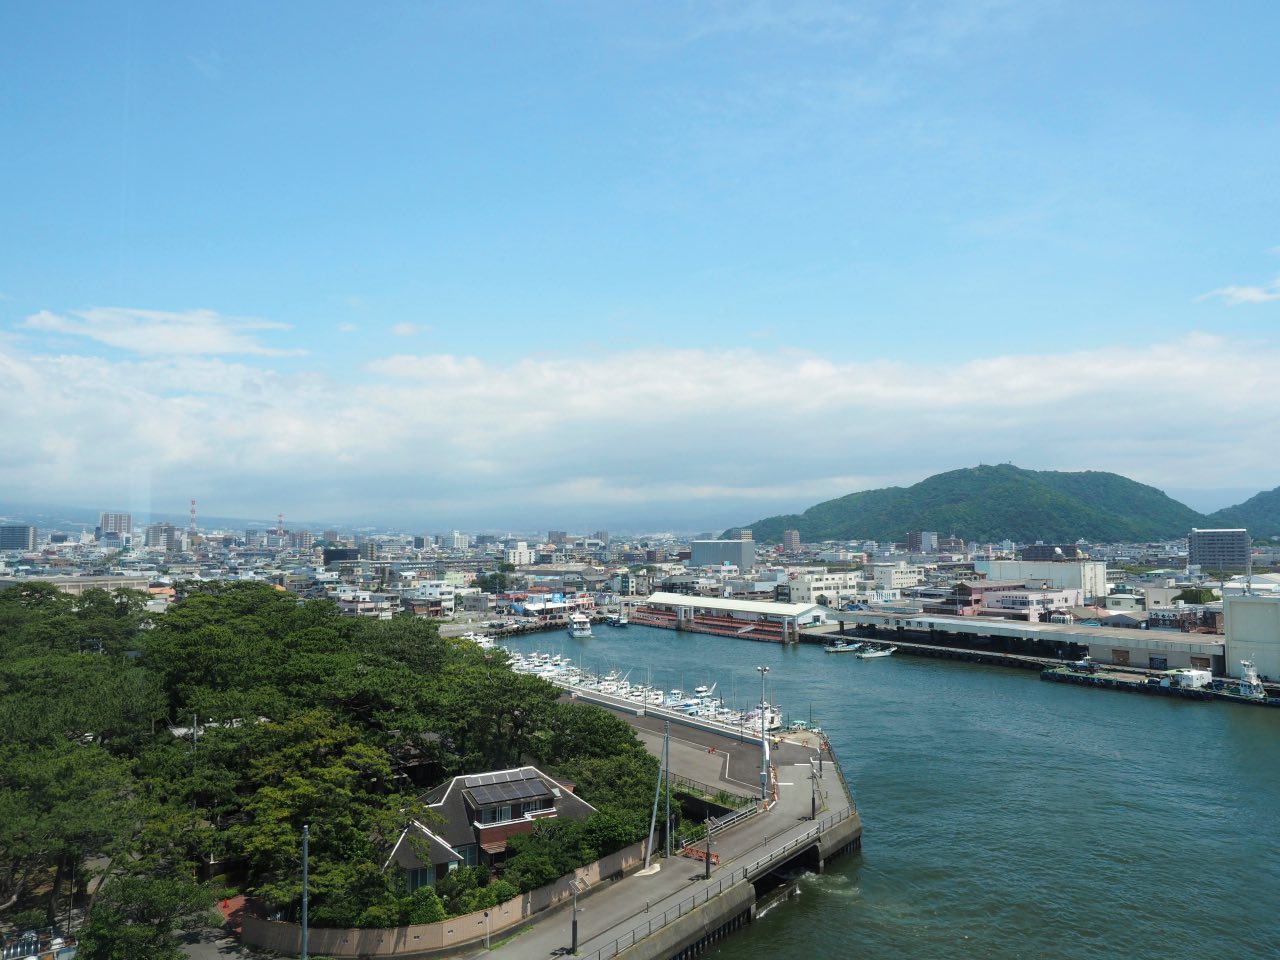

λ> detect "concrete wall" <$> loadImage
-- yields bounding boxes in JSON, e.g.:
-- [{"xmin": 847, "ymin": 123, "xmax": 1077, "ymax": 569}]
[
  {"xmin": 1224, "ymin": 594, "xmax": 1280, "ymax": 679},
  {"xmin": 615, "ymin": 880, "xmax": 756, "ymax": 960},
  {"xmin": 1090, "ymin": 633, "xmax": 1222, "ymax": 671},
  {"xmin": 242, "ymin": 839, "xmax": 647, "ymax": 958}
]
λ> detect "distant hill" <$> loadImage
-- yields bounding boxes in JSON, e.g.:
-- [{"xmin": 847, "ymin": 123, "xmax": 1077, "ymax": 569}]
[
  {"xmin": 731, "ymin": 465, "xmax": 1211, "ymax": 544},
  {"xmin": 1209, "ymin": 486, "xmax": 1280, "ymax": 538}
]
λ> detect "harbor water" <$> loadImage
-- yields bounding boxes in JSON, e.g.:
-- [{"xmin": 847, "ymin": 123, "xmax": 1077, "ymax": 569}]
[{"xmin": 501, "ymin": 623, "xmax": 1280, "ymax": 960}]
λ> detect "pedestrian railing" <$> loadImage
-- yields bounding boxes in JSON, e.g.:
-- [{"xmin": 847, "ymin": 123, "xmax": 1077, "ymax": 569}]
[{"xmin": 578, "ymin": 806, "xmax": 854, "ymax": 960}]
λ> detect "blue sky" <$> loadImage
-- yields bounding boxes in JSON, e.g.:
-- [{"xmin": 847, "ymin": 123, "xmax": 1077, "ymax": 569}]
[{"xmin": 2, "ymin": 1, "xmax": 1279, "ymax": 530}]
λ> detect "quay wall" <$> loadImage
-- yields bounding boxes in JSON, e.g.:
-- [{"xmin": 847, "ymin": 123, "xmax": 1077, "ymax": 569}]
[{"xmin": 613, "ymin": 880, "xmax": 756, "ymax": 960}]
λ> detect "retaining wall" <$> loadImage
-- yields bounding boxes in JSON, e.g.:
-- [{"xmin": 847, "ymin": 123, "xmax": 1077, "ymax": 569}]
[{"xmin": 241, "ymin": 839, "xmax": 646, "ymax": 957}]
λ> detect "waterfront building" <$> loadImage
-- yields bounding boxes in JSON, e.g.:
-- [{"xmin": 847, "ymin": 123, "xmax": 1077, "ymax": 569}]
[
  {"xmin": 787, "ymin": 570, "xmax": 862, "ymax": 607},
  {"xmin": 0, "ymin": 525, "xmax": 38, "ymax": 551},
  {"xmin": 636, "ymin": 591, "xmax": 827, "ymax": 640},
  {"xmin": 1189, "ymin": 528, "xmax": 1250, "ymax": 572},
  {"xmin": 1223, "ymin": 593, "xmax": 1280, "ymax": 679}
]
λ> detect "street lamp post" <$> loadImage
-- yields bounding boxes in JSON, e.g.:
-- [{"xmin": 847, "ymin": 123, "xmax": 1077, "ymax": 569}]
[
  {"xmin": 756, "ymin": 665, "xmax": 770, "ymax": 801},
  {"xmin": 570, "ymin": 878, "xmax": 588, "ymax": 955},
  {"xmin": 704, "ymin": 818, "xmax": 712, "ymax": 881},
  {"xmin": 810, "ymin": 761, "xmax": 818, "ymax": 820}
]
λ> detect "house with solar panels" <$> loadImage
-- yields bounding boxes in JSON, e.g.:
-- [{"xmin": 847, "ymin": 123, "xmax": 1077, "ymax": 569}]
[{"xmin": 384, "ymin": 766, "xmax": 597, "ymax": 891}]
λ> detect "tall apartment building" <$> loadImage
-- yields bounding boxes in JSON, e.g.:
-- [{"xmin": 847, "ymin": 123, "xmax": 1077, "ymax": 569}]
[
  {"xmin": 505, "ymin": 541, "xmax": 536, "ymax": 566},
  {"xmin": 732, "ymin": 529, "xmax": 753, "ymax": 541},
  {"xmin": 1189, "ymin": 528, "xmax": 1250, "ymax": 571},
  {"xmin": 144, "ymin": 523, "xmax": 183, "ymax": 554},
  {"xmin": 0, "ymin": 525, "xmax": 38, "ymax": 551},
  {"xmin": 97, "ymin": 512, "xmax": 132, "ymax": 538},
  {"xmin": 783, "ymin": 529, "xmax": 802, "ymax": 552},
  {"xmin": 548, "ymin": 530, "xmax": 569, "ymax": 545},
  {"xmin": 907, "ymin": 531, "xmax": 938, "ymax": 553}
]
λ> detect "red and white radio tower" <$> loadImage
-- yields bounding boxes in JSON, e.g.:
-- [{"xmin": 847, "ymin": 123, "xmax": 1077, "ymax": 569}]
[{"xmin": 277, "ymin": 512, "xmax": 285, "ymax": 535}]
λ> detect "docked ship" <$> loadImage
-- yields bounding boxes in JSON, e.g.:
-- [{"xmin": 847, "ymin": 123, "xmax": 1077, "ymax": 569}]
[{"xmin": 567, "ymin": 612, "xmax": 593, "ymax": 638}]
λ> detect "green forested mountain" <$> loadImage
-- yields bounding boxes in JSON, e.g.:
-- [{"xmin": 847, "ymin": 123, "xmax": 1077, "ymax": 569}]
[
  {"xmin": 734, "ymin": 464, "xmax": 1214, "ymax": 543},
  {"xmin": 1210, "ymin": 485, "xmax": 1280, "ymax": 538}
]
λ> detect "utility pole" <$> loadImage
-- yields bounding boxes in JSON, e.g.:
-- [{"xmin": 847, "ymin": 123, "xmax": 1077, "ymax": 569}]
[
  {"xmin": 757, "ymin": 666, "xmax": 770, "ymax": 801},
  {"xmin": 810, "ymin": 762, "xmax": 818, "ymax": 820},
  {"xmin": 301, "ymin": 825, "xmax": 309, "ymax": 960},
  {"xmin": 704, "ymin": 818, "xmax": 712, "ymax": 880},
  {"xmin": 663, "ymin": 722, "xmax": 671, "ymax": 858}
]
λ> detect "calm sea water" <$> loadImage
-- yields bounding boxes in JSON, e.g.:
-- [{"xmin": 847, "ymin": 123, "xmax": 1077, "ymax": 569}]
[{"xmin": 502, "ymin": 624, "xmax": 1280, "ymax": 960}]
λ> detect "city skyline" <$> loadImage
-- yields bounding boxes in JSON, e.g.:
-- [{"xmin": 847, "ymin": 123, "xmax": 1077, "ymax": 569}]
[{"xmin": 3, "ymin": 3, "xmax": 1279, "ymax": 528}]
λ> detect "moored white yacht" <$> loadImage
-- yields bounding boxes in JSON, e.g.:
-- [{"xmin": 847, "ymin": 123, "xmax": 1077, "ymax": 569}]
[{"xmin": 567, "ymin": 612, "xmax": 593, "ymax": 638}]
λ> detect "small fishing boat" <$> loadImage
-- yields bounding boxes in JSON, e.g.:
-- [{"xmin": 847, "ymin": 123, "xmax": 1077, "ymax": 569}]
[
  {"xmin": 856, "ymin": 644, "xmax": 896, "ymax": 659},
  {"xmin": 824, "ymin": 639, "xmax": 863, "ymax": 654}
]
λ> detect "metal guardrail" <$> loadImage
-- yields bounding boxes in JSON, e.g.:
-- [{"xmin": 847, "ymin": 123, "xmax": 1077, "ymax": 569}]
[
  {"xmin": 819, "ymin": 735, "xmax": 857, "ymax": 811},
  {"xmin": 666, "ymin": 771, "xmax": 755, "ymax": 805},
  {"xmin": 578, "ymin": 806, "xmax": 854, "ymax": 960}
]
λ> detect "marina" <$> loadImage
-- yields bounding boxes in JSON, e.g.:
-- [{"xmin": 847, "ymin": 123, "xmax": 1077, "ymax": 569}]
[{"xmin": 494, "ymin": 621, "xmax": 1280, "ymax": 960}]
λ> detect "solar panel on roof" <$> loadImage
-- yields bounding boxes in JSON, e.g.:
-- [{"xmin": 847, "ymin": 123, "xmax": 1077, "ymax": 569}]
[{"xmin": 465, "ymin": 777, "xmax": 553, "ymax": 808}]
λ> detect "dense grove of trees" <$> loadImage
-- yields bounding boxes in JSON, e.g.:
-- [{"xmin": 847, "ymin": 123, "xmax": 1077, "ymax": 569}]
[{"xmin": 0, "ymin": 581, "xmax": 660, "ymax": 956}]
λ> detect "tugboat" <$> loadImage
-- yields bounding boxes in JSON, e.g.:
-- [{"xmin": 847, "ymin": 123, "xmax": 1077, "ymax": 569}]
[{"xmin": 1213, "ymin": 660, "xmax": 1280, "ymax": 708}]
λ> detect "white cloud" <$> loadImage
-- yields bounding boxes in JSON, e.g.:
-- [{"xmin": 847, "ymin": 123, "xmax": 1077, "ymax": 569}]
[
  {"xmin": 338, "ymin": 323, "xmax": 358, "ymax": 333},
  {"xmin": 2, "ymin": 332, "xmax": 1275, "ymax": 528},
  {"xmin": 1199, "ymin": 278, "xmax": 1280, "ymax": 305},
  {"xmin": 22, "ymin": 307, "xmax": 304, "ymax": 356},
  {"xmin": 391, "ymin": 322, "xmax": 427, "ymax": 337}
]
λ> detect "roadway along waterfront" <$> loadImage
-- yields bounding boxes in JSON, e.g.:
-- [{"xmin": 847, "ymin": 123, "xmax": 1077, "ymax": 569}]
[{"xmin": 499, "ymin": 622, "xmax": 1280, "ymax": 960}]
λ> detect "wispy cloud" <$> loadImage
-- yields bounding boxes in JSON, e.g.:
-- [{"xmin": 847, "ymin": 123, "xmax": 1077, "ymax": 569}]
[
  {"xmin": 1198, "ymin": 278, "xmax": 1280, "ymax": 305},
  {"xmin": 2, "ymin": 333, "xmax": 1276, "ymax": 526},
  {"xmin": 22, "ymin": 307, "xmax": 305, "ymax": 356},
  {"xmin": 391, "ymin": 322, "xmax": 427, "ymax": 337},
  {"xmin": 337, "ymin": 322, "xmax": 358, "ymax": 333}
]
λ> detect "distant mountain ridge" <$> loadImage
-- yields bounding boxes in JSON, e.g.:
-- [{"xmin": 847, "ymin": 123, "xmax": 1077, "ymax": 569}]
[
  {"xmin": 732, "ymin": 465, "xmax": 1279, "ymax": 544},
  {"xmin": 1209, "ymin": 486, "xmax": 1280, "ymax": 538}
]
